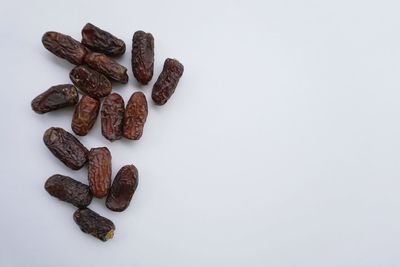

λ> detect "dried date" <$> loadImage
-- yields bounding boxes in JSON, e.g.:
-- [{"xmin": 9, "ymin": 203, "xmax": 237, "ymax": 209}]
[
  {"xmin": 123, "ymin": 92, "xmax": 148, "ymax": 140},
  {"xmin": 84, "ymin": 52, "xmax": 128, "ymax": 83},
  {"xmin": 69, "ymin": 65, "xmax": 112, "ymax": 99},
  {"xmin": 132, "ymin": 31, "xmax": 154, "ymax": 85},
  {"xmin": 106, "ymin": 165, "xmax": 138, "ymax": 212},
  {"xmin": 45, "ymin": 174, "xmax": 92, "ymax": 208},
  {"xmin": 31, "ymin": 84, "xmax": 78, "ymax": 114},
  {"xmin": 101, "ymin": 93, "xmax": 125, "ymax": 141},
  {"xmin": 42, "ymin": 31, "xmax": 87, "ymax": 65},
  {"xmin": 71, "ymin": 95, "xmax": 100, "ymax": 136},
  {"xmin": 88, "ymin": 147, "xmax": 112, "ymax": 198},
  {"xmin": 43, "ymin": 127, "xmax": 88, "ymax": 170},
  {"xmin": 152, "ymin": 58, "xmax": 184, "ymax": 105},
  {"xmin": 81, "ymin": 23, "xmax": 125, "ymax": 56},
  {"xmin": 73, "ymin": 208, "xmax": 115, "ymax": 241}
]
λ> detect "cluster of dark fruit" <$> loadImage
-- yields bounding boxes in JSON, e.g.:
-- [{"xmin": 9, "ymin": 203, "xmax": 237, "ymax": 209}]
[{"xmin": 32, "ymin": 23, "xmax": 184, "ymax": 241}]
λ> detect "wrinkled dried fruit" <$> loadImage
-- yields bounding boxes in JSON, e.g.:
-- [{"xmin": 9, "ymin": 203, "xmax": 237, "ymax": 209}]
[
  {"xmin": 81, "ymin": 23, "xmax": 125, "ymax": 56},
  {"xmin": 42, "ymin": 31, "xmax": 87, "ymax": 65},
  {"xmin": 73, "ymin": 208, "xmax": 115, "ymax": 241},
  {"xmin": 152, "ymin": 58, "xmax": 184, "ymax": 105},
  {"xmin": 84, "ymin": 52, "xmax": 128, "ymax": 83},
  {"xmin": 123, "ymin": 92, "xmax": 148, "ymax": 140},
  {"xmin": 88, "ymin": 147, "xmax": 112, "ymax": 198},
  {"xmin": 45, "ymin": 174, "xmax": 92, "ymax": 208},
  {"xmin": 43, "ymin": 127, "xmax": 88, "ymax": 170},
  {"xmin": 71, "ymin": 95, "xmax": 100, "ymax": 136},
  {"xmin": 132, "ymin": 31, "xmax": 154, "ymax": 85},
  {"xmin": 69, "ymin": 65, "xmax": 112, "ymax": 99},
  {"xmin": 101, "ymin": 93, "xmax": 125, "ymax": 141},
  {"xmin": 106, "ymin": 165, "xmax": 138, "ymax": 212},
  {"xmin": 31, "ymin": 84, "xmax": 78, "ymax": 114}
]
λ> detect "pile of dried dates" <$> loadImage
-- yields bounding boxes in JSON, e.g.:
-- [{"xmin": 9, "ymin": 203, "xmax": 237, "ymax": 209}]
[{"xmin": 32, "ymin": 23, "xmax": 184, "ymax": 241}]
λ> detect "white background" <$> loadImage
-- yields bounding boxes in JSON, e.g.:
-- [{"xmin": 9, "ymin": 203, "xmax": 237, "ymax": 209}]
[{"xmin": 1, "ymin": 0, "xmax": 400, "ymax": 266}]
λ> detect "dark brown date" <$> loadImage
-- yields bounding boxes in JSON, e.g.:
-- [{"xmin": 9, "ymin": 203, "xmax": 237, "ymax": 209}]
[
  {"xmin": 84, "ymin": 52, "xmax": 128, "ymax": 83},
  {"xmin": 123, "ymin": 92, "xmax": 148, "ymax": 140},
  {"xmin": 43, "ymin": 127, "xmax": 88, "ymax": 170},
  {"xmin": 81, "ymin": 23, "xmax": 125, "ymax": 56},
  {"xmin": 88, "ymin": 147, "xmax": 112, "ymax": 198},
  {"xmin": 132, "ymin": 31, "xmax": 154, "ymax": 85},
  {"xmin": 42, "ymin": 31, "xmax": 87, "ymax": 65},
  {"xmin": 73, "ymin": 208, "xmax": 115, "ymax": 241},
  {"xmin": 152, "ymin": 58, "xmax": 184, "ymax": 105},
  {"xmin": 69, "ymin": 65, "xmax": 112, "ymax": 99},
  {"xmin": 45, "ymin": 174, "xmax": 92, "ymax": 208},
  {"xmin": 71, "ymin": 95, "xmax": 100, "ymax": 136},
  {"xmin": 31, "ymin": 84, "xmax": 78, "ymax": 114},
  {"xmin": 106, "ymin": 165, "xmax": 138, "ymax": 212},
  {"xmin": 101, "ymin": 93, "xmax": 125, "ymax": 141}
]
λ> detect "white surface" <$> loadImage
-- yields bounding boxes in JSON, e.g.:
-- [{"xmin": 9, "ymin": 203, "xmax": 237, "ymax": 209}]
[{"xmin": 1, "ymin": 0, "xmax": 400, "ymax": 266}]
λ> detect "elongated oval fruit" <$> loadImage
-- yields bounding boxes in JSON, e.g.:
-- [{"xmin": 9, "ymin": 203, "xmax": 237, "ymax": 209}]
[
  {"xmin": 84, "ymin": 52, "xmax": 128, "ymax": 83},
  {"xmin": 152, "ymin": 58, "xmax": 184, "ymax": 105},
  {"xmin": 81, "ymin": 23, "xmax": 125, "ymax": 56},
  {"xmin": 31, "ymin": 84, "xmax": 78, "ymax": 114},
  {"xmin": 73, "ymin": 208, "xmax": 115, "ymax": 241},
  {"xmin": 132, "ymin": 31, "xmax": 154, "ymax": 85},
  {"xmin": 69, "ymin": 65, "xmax": 112, "ymax": 99},
  {"xmin": 106, "ymin": 165, "xmax": 138, "ymax": 212},
  {"xmin": 45, "ymin": 174, "xmax": 92, "ymax": 208},
  {"xmin": 43, "ymin": 127, "xmax": 88, "ymax": 170},
  {"xmin": 101, "ymin": 93, "xmax": 125, "ymax": 141},
  {"xmin": 71, "ymin": 95, "xmax": 100, "ymax": 136},
  {"xmin": 42, "ymin": 31, "xmax": 87, "ymax": 65},
  {"xmin": 88, "ymin": 147, "xmax": 112, "ymax": 198},
  {"xmin": 123, "ymin": 92, "xmax": 148, "ymax": 140}
]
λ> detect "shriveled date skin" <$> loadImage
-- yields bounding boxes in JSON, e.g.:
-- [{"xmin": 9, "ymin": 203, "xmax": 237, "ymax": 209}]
[
  {"xmin": 42, "ymin": 31, "xmax": 87, "ymax": 65},
  {"xmin": 45, "ymin": 174, "xmax": 92, "ymax": 208},
  {"xmin": 101, "ymin": 93, "xmax": 125, "ymax": 141},
  {"xmin": 88, "ymin": 147, "xmax": 112, "ymax": 198},
  {"xmin": 69, "ymin": 65, "xmax": 111, "ymax": 99},
  {"xmin": 132, "ymin": 31, "xmax": 154, "ymax": 85},
  {"xmin": 72, "ymin": 95, "xmax": 100, "ymax": 136},
  {"xmin": 106, "ymin": 165, "xmax": 138, "ymax": 212},
  {"xmin": 81, "ymin": 23, "xmax": 125, "ymax": 56},
  {"xmin": 84, "ymin": 52, "xmax": 128, "ymax": 83},
  {"xmin": 152, "ymin": 58, "xmax": 184, "ymax": 105},
  {"xmin": 43, "ymin": 127, "xmax": 88, "ymax": 170},
  {"xmin": 31, "ymin": 84, "xmax": 78, "ymax": 114},
  {"xmin": 73, "ymin": 208, "xmax": 115, "ymax": 241},
  {"xmin": 123, "ymin": 92, "xmax": 148, "ymax": 140}
]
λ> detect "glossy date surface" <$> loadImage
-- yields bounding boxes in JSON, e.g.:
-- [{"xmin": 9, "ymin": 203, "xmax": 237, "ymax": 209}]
[
  {"xmin": 101, "ymin": 93, "xmax": 125, "ymax": 141},
  {"xmin": 132, "ymin": 31, "xmax": 154, "ymax": 85},
  {"xmin": 152, "ymin": 58, "xmax": 184, "ymax": 105},
  {"xmin": 81, "ymin": 23, "xmax": 125, "ymax": 56},
  {"xmin": 31, "ymin": 84, "xmax": 78, "ymax": 114},
  {"xmin": 88, "ymin": 147, "xmax": 112, "ymax": 198},
  {"xmin": 84, "ymin": 52, "xmax": 128, "ymax": 84},
  {"xmin": 106, "ymin": 165, "xmax": 138, "ymax": 212},
  {"xmin": 45, "ymin": 174, "xmax": 92, "ymax": 208},
  {"xmin": 73, "ymin": 208, "xmax": 115, "ymax": 241},
  {"xmin": 123, "ymin": 92, "xmax": 148, "ymax": 140},
  {"xmin": 43, "ymin": 127, "xmax": 89, "ymax": 170},
  {"xmin": 71, "ymin": 95, "xmax": 100, "ymax": 136},
  {"xmin": 42, "ymin": 31, "xmax": 87, "ymax": 65},
  {"xmin": 70, "ymin": 65, "xmax": 112, "ymax": 99}
]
